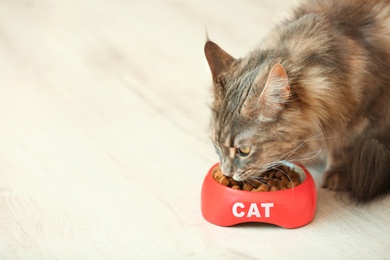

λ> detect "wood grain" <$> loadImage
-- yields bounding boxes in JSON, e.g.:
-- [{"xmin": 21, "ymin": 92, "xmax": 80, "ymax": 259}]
[{"xmin": 0, "ymin": 0, "xmax": 389, "ymax": 258}]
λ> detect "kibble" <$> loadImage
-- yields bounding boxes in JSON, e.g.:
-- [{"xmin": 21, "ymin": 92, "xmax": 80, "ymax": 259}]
[{"xmin": 212, "ymin": 165, "xmax": 301, "ymax": 192}]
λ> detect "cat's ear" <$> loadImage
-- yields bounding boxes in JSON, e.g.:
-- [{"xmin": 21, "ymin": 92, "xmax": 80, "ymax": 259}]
[
  {"xmin": 204, "ymin": 41, "xmax": 235, "ymax": 81},
  {"xmin": 257, "ymin": 63, "xmax": 290, "ymax": 121}
]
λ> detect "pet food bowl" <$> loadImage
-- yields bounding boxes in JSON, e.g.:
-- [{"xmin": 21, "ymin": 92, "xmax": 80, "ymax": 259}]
[{"xmin": 201, "ymin": 162, "xmax": 317, "ymax": 228}]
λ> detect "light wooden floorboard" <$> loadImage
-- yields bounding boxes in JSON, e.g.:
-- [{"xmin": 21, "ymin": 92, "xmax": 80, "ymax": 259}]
[{"xmin": 0, "ymin": 0, "xmax": 389, "ymax": 259}]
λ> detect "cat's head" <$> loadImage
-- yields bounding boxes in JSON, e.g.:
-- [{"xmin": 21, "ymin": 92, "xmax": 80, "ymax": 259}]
[{"xmin": 205, "ymin": 41, "xmax": 322, "ymax": 181}]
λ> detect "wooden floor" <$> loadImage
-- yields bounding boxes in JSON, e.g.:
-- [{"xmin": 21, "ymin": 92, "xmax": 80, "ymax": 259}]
[{"xmin": 0, "ymin": 0, "xmax": 389, "ymax": 258}]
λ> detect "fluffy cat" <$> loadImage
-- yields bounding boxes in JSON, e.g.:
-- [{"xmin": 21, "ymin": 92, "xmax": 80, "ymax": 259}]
[{"xmin": 204, "ymin": 0, "xmax": 390, "ymax": 202}]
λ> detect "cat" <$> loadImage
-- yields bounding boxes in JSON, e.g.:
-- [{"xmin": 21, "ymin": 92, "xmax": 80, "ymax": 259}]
[{"xmin": 204, "ymin": 0, "xmax": 390, "ymax": 203}]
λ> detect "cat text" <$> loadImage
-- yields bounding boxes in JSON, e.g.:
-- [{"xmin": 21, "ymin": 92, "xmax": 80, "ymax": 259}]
[{"xmin": 232, "ymin": 202, "xmax": 274, "ymax": 218}]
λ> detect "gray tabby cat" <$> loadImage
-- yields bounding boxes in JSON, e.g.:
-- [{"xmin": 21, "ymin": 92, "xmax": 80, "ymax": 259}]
[{"xmin": 205, "ymin": 0, "xmax": 390, "ymax": 202}]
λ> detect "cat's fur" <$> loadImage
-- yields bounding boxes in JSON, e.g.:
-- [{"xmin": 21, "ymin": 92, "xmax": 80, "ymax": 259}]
[{"xmin": 204, "ymin": 0, "xmax": 390, "ymax": 202}]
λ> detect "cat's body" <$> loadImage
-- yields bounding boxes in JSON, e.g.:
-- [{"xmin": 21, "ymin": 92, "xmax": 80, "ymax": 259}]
[{"xmin": 205, "ymin": 0, "xmax": 390, "ymax": 202}]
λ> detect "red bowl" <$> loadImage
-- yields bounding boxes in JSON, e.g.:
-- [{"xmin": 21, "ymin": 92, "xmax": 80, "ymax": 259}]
[{"xmin": 201, "ymin": 162, "xmax": 317, "ymax": 228}]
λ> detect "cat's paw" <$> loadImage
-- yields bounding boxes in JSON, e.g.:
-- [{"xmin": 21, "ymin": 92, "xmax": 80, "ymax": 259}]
[{"xmin": 322, "ymin": 170, "xmax": 350, "ymax": 191}]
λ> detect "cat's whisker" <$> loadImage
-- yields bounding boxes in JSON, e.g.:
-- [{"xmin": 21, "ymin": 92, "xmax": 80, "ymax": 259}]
[
  {"xmin": 269, "ymin": 135, "xmax": 320, "ymax": 165},
  {"xmin": 268, "ymin": 166, "xmax": 297, "ymax": 196},
  {"xmin": 250, "ymin": 177, "xmax": 275, "ymax": 189},
  {"xmin": 287, "ymin": 139, "xmax": 326, "ymax": 162},
  {"xmin": 287, "ymin": 147, "xmax": 324, "ymax": 162},
  {"xmin": 294, "ymin": 134, "xmax": 337, "ymax": 143},
  {"xmin": 268, "ymin": 167, "xmax": 292, "ymax": 181},
  {"xmin": 245, "ymin": 179, "xmax": 260, "ymax": 189},
  {"xmin": 281, "ymin": 131, "xmax": 329, "ymax": 163}
]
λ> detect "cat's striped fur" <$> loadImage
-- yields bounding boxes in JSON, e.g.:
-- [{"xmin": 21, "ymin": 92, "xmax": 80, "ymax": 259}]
[{"xmin": 205, "ymin": 0, "xmax": 390, "ymax": 202}]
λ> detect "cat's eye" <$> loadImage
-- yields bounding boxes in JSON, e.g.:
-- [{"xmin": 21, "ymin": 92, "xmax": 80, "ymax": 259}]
[{"xmin": 237, "ymin": 146, "xmax": 251, "ymax": 156}]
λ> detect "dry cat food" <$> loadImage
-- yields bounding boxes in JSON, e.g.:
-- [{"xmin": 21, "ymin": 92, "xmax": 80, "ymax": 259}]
[{"xmin": 212, "ymin": 165, "xmax": 301, "ymax": 192}]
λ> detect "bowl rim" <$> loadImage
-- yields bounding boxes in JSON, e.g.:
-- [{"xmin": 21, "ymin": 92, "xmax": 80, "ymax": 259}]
[{"xmin": 209, "ymin": 161, "xmax": 309, "ymax": 194}]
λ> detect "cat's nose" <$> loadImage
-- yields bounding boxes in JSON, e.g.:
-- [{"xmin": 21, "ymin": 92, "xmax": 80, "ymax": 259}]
[
  {"xmin": 232, "ymin": 173, "xmax": 244, "ymax": 181},
  {"xmin": 221, "ymin": 164, "xmax": 234, "ymax": 177}
]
